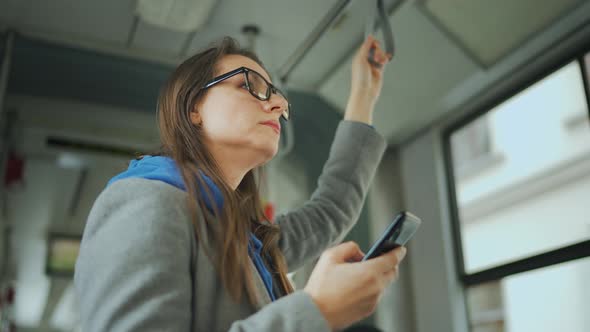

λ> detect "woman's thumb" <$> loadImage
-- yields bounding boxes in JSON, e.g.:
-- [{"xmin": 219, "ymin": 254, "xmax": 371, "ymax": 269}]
[{"xmin": 329, "ymin": 241, "xmax": 365, "ymax": 263}]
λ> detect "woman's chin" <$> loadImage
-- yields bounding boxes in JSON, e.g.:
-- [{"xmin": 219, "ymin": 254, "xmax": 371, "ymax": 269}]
[
  {"xmin": 256, "ymin": 143, "xmax": 279, "ymax": 163},
  {"xmin": 266, "ymin": 145, "xmax": 279, "ymax": 160}
]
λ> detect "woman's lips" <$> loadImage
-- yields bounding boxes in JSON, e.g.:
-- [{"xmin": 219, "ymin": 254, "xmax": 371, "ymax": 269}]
[{"xmin": 260, "ymin": 120, "xmax": 281, "ymax": 134}]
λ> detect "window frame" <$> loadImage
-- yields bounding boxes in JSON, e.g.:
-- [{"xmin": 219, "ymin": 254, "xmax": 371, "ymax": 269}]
[{"xmin": 442, "ymin": 42, "xmax": 590, "ymax": 288}]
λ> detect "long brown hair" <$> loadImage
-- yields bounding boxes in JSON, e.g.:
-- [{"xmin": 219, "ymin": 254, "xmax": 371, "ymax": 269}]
[{"xmin": 156, "ymin": 37, "xmax": 294, "ymax": 305}]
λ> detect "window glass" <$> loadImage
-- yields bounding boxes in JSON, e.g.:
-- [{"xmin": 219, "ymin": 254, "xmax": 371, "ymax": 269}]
[
  {"xmin": 450, "ymin": 61, "xmax": 590, "ymax": 273},
  {"xmin": 466, "ymin": 257, "xmax": 590, "ymax": 332}
]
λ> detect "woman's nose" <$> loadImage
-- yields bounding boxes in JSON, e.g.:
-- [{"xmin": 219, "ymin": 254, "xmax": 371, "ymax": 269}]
[{"xmin": 263, "ymin": 93, "xmax": 288, "ymax": 115}]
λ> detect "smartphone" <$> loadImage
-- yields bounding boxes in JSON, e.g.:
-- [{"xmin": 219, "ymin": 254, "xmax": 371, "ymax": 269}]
[{"xmin": 362, "ymin": 211, "xmax": 421, "ymax": 261}]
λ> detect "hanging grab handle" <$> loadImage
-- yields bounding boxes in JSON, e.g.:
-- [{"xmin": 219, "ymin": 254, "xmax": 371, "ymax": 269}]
[{"xmin": 365, "ymin": 0, "xmax": 395, "ymax": 68}]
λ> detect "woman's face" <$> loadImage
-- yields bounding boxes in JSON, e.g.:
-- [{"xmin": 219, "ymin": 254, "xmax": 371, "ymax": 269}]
[{"xmin": 193, "ymin": 54, "xmax": 287, "ymax": 164}]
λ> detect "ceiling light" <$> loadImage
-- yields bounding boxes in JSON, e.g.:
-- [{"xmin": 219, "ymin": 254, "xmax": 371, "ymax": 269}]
[{"xmin": 136, "ymin": 0, "xmax": 217, "ymax": 32}]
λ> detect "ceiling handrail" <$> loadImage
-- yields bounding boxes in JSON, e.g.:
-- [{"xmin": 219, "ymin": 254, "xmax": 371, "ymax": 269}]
[{"xmin": 278, "ymin": 0, "xmax": 401, "ymax": 84}]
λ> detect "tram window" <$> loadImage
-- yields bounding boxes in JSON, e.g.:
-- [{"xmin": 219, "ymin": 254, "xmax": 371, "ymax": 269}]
[
  {"xmin": 464, "ymin": 257, "xmax": 590, "ymax": 332},
  {"xmin": 448, "ymin": 60, "xmax": 590, "ymax": 273},
  {"xmin": 447, "ymin": 57, "xmax": 590, "ymax": 332}
]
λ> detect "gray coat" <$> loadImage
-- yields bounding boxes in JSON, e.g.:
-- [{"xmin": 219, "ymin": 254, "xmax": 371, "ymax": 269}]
[{"xmin": 74, "ymin": 120, "xmax": 386, "ymax": 331}]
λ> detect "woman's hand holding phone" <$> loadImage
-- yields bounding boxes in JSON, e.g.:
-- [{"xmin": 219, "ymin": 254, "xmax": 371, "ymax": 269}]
[{"xmin": 303, "ymin": 241, "xmax": 407, "ymax": 331}]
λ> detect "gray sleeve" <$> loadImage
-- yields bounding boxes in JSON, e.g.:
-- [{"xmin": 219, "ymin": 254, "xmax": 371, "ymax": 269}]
[
  {"xmin": 276, "ymin": 120, "xmax": 387, "ymax": 271},
  {"xmin": 74, "ymin": 180, "xmax": 194, "ymax": 332},
  {"xmin": 228, "ymin": 291, "xmax": 331, "ymax": 331},
  {"xmin": 75, "ymin": 180, "xmax": 332, "ymax": 332}
]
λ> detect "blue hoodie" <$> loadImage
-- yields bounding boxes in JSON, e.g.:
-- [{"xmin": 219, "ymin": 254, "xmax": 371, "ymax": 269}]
[{"xmin": 107, "ymin": 155, "xmax": 277, "ymax": 301}]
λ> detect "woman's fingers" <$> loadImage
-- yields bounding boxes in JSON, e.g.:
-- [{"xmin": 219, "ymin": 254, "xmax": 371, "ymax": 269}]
[
  {"xmin": 361, "ymin": 35, "xmax": 377, "ymax": 58},
  {"xmin": 378, "ymin": 50, "xmax": 389, "ymax": 64},
  {"xmin": 348, "ymin": 34, "xmax": 389, "ymax": 110},
  {"xmin": 362, "ymin": 36, "xmax": 382, "ymax": 61},
  {"xmin": 304, "ymin": 244, "xmax": 407, "ymax": 330},
  {"xmin": 325, "ymin": 241, "xmax": 365, "ymax": 263},
  {"xmin": 383, "ymin": 265, "xmax": 400, "ymax": 283},
  {"xmin": 376, "ymin": 48, "xmax": 390, "ymax": 65},
  {"xmin": 366, "ymin": 37, "xmax": 391, "ymax": 64},
  {"xmin": 361, "ymin": 246, "xmax": 406, "ymax": 274}
]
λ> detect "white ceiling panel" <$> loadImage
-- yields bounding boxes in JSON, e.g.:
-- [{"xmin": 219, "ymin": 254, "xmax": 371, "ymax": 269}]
[
  {"xmin": 282, "ymin": 0, "xmax": 386, "ymax": 89},
  {"xmin": 184, "ymin": 0, "xmax": 364, "ymax": 79},
  {"xmin": 319, "ymin": 1, "xmax": 480, "ymax": 143},
  {"xmin": 0, "ymin": 0, "xmax": 137, "ymax": 45},
  {"xmin": 420, "ymin": 0, "xmax": 586, "ymax": 66},
  {"xmin": 131, "ymin": 18, "xmax": 191, "ymax": 56},
  {"xmin": 0, "ymin": 0, "xmax": 400, "ymax": 89},
  {"xmin": 183, "ymin": 23, "xmax": 255, "ymax": 61},
  {"xmin": 319, "ymin": 0, "xmax": 590, "ymax": 144}
]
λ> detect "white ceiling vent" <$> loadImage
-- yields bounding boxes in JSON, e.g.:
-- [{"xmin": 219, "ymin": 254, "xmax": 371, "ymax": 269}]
[
  {"xmin": 419, "ymin": 0, "xmax": 586, "ymax": 67},
  {"xmin": 136, "ymin": 0, "xmax": 217, "ymax": 32}
]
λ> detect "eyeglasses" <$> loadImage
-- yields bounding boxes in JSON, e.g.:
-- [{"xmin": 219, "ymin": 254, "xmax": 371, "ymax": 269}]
[{"xmin": 199, "ymin": 66, "xmax": 291, "ymax": 121}]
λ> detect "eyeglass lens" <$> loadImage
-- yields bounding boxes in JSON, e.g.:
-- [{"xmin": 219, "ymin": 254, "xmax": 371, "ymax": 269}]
[
  {"xmin": 247, "ymin": 71, "xmax": 270, "ymax": 100},
  {"xmin": 246, "ymin": 71, "xmax": 290, "ymax": 121}
]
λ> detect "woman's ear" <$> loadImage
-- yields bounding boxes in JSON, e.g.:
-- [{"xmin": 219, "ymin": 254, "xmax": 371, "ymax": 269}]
[{"xmin": 190, "ymin": 110, "xmax": 202, "ymax": 126}]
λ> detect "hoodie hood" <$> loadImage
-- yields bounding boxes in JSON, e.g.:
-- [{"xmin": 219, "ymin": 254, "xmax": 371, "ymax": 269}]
[
  {"xmin": 107, "ymin": 155, "xmax": 272, "ymax": 299},
  {"xmin": 107, "ymin": 155, "xmax": 263, "ymax": 251},
  {"xmin": 107, "ymin": 155, "xmax": 224, "ymax": 212}
]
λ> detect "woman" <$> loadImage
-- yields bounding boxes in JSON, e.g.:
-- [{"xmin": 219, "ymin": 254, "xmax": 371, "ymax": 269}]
[{"xmin": 74, "ymin": 35, "xmax": 406, "ymax": 332}]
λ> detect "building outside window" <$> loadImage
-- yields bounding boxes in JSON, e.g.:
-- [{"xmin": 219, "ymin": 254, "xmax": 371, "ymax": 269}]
[{"xmin": 446, "ymin": 54, "xmax": 590, "ymax": 332}]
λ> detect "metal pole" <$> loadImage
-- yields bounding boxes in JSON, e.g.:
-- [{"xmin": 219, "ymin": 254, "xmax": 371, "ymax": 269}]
[
  {"xmin": 0, "ymin": 30, "xmax": 14, "ymax": 280},
  {"xmin": 0, "ymin": 31, "xmax": 13, "ymax": 123},
  {"xmin": 278, "ymin": 0, "xmax": 353, "ymax": 84},
  {"xmin": 0, "ymin": 32, "xmax": 14, "ymax": 188}
]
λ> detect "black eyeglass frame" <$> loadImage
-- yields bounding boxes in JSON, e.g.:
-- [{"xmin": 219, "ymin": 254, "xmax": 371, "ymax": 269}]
[{"xmin": 199, "ymin": 66, "xmax": 291, "ymax": 121}]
